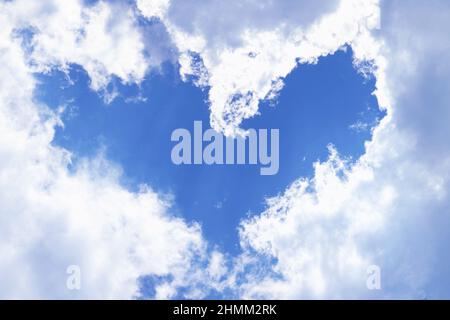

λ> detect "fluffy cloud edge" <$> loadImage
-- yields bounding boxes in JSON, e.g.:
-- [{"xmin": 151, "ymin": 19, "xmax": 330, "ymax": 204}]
[{"xmin": 0, "ymin": 0, "xmax": 220, "ymax": 299}]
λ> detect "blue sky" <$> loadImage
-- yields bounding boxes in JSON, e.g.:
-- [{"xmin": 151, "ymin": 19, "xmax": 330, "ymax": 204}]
[
  {"xmin": 36, "ymin": 47, "xmax": 383, "ymax": 259},
  {"xmin": 2, "ymin": 0, "xmax": 450, "ymax": 300}
]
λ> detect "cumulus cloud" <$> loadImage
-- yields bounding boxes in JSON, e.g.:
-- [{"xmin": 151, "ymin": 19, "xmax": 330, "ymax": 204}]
[
  {"xmin": 6, "ymin": 0, "xmax": 150, "ymax": 93},
  {"xmin": 0, "ymin": 0, "xmax": 212, "ymax": 299},
  {"xmin": 137, "ymin": 0, "xmax": 379, "ymax": 136},
  {"xmin": 235, "ymin": 0, "xmax": 450, "ymax": 299}
]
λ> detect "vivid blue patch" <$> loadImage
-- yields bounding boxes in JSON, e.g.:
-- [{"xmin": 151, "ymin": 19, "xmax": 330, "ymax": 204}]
[{"xmin": 34, "ymin": 47, "xmax": 384, "ymax": 261}]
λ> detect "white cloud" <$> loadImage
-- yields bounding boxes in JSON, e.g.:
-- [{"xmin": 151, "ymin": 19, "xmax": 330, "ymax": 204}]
[
  {"xmin": 237, "ymin": 147, "xmax": 386, "ymax": 298},
  {"xmin": 137, "ymin": 0, "xmax": 379, "ymax": 136},
  {"xmin": 235, "ymin": 0, "xmax": 450, "ymax": 299},
  {"xmin": 6, "ymin": 0, "xmax": 149, "ymax": 93},
  {"xmin": 0, "ymin": 0, "xmax": 211, "ymax": 299},
  {"xmin": 137, "ymin": 0, "xmax": 171, "ymax": 19}
]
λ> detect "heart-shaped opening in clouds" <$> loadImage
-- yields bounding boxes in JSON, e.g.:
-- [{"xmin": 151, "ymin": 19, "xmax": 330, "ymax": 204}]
[
  {"xmin": 5, "ymin": 0, "xmax": 450, "ymax": 300},
  {"xmin": 35, "ymin": 46, "xmax": 384, "ymax": 256}
]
